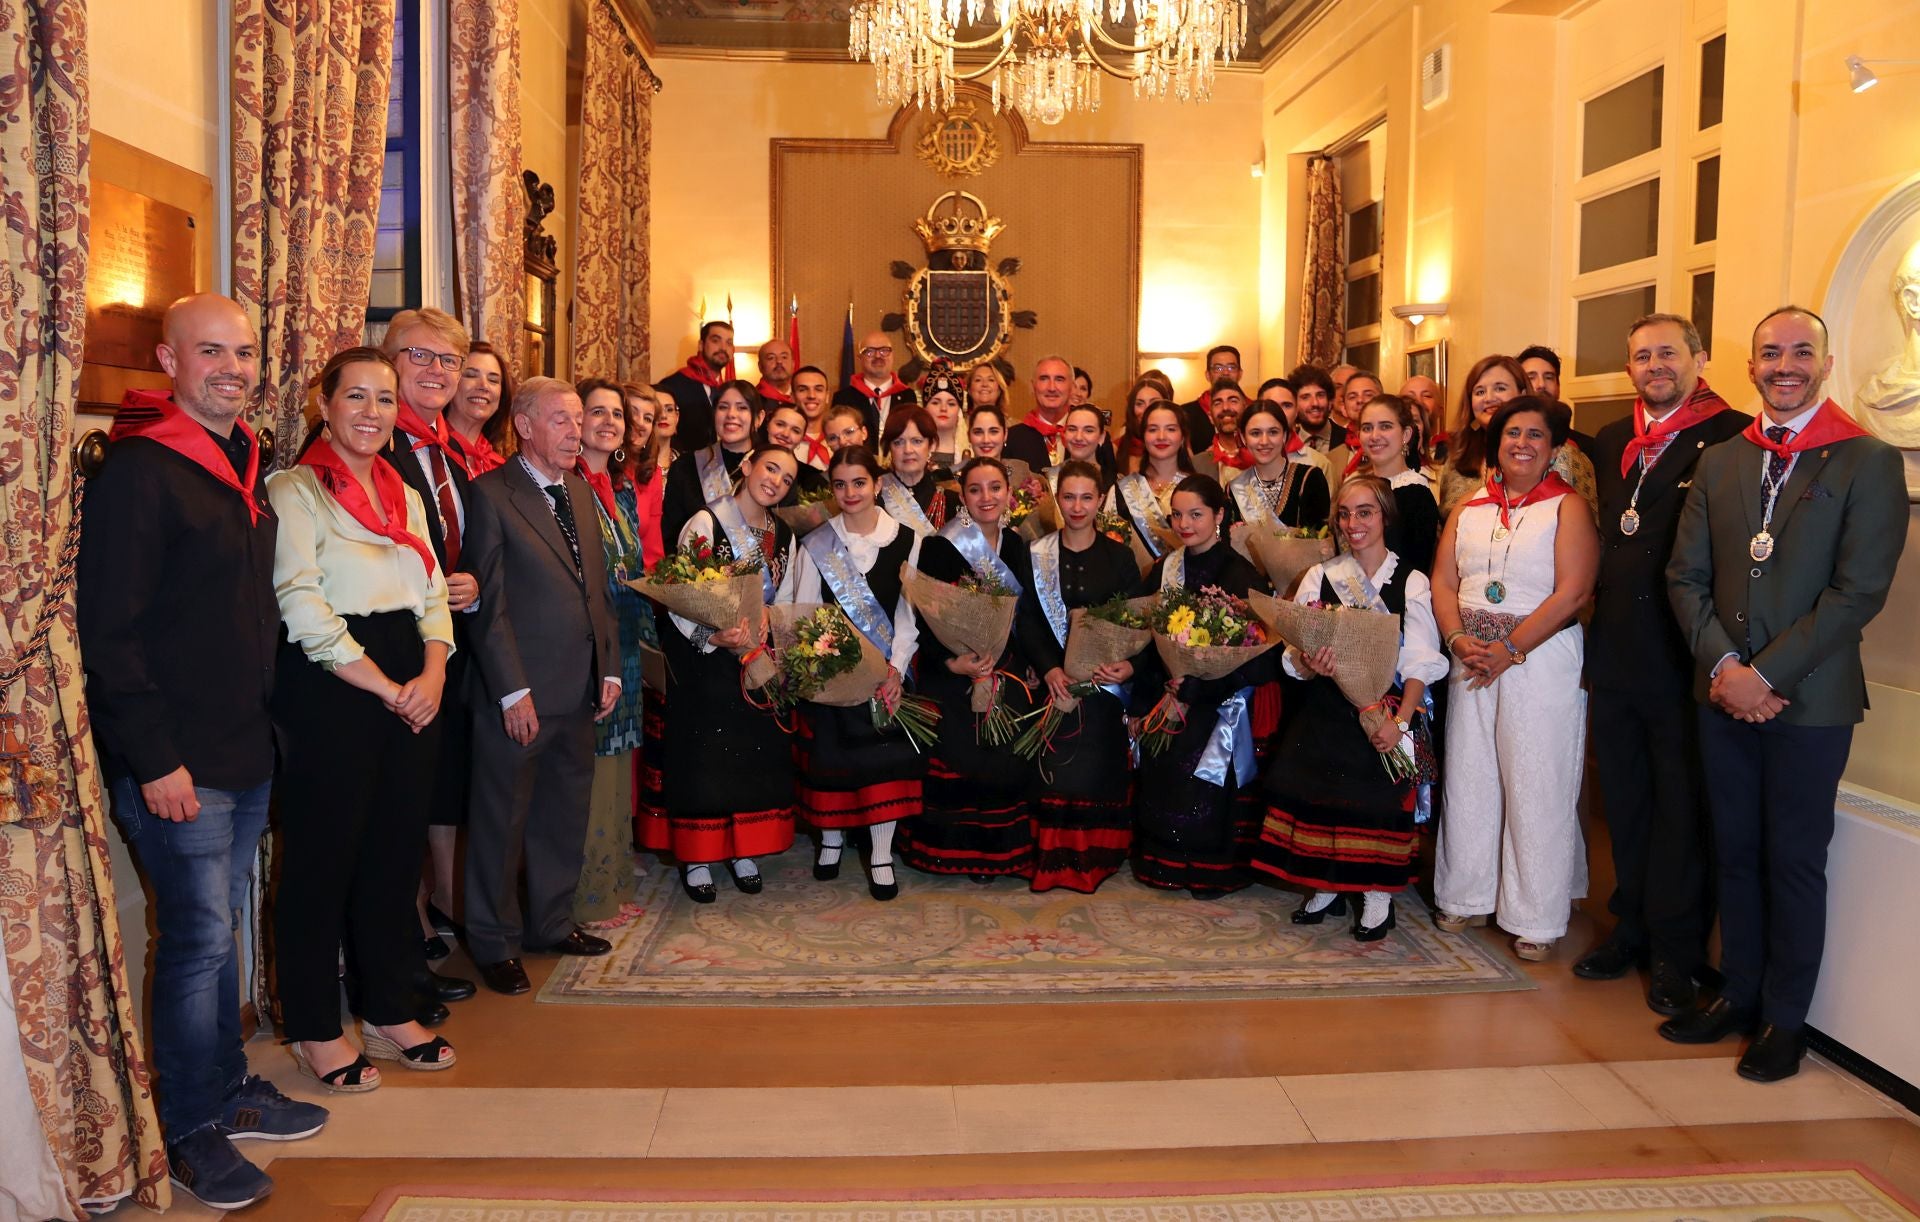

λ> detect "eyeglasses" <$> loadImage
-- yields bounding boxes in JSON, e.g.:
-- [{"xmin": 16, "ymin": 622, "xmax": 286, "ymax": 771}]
[
  {"xmin": 860, "ymin": 346, "xmax": 894, "ymax": 357},
  {"xmin": 403, "ymin": 346, "xmax": 462, "ymax": 372},
  {"xmin": 1207, "ymin": 362, "xmax": 1240, "ymax": 374}
]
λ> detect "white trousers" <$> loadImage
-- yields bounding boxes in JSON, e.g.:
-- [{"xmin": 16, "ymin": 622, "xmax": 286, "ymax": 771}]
[{"xmin": 1435, "ymin": 625, "xmax": 1589, "ymax": 941}]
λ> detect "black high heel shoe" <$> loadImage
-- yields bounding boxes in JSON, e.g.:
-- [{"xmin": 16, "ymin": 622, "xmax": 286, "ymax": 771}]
[
  {"xmin": 682, "ymin": 867, "xmax": 717, "ymax": 904},
  {"xmin": 1354, "ymin": 900, "xmax": 1396, "ymax": 942},
  {"xmin": 1291, "ymin": 894, "xmax": 1349, "ymax": 925},
  {"xmin": 814, "ymin": 844, "xmax": 843, "ymax": 881},
  {"xmin": 867, "ymin": 859, "xmax": 899, "ymax": 902},
  {"xmin": 731, "ymin": 862, "xmax": 764, "ymax": 894}
]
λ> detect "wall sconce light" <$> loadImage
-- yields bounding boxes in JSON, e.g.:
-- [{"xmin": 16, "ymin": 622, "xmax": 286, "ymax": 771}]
[
  {"xmin": 1847, "ymin": 56, "xmax": 1920, "ymax": 93},
  {"xmin": 1250, "ymin": 160, "xmax": 1264, "ymax": 179},
  {"xmin": 1390, "ymin": 302, "xmax": 1449, "ymax": 327}
]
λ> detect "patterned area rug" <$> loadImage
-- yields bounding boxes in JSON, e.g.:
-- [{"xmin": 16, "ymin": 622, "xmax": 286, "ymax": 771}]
[
  {"xmin": 363, "ymin": 1165, "xmax": 1920, "ymax": 1221},
  {"xmin": 539, "ymin": 852, "xmax": 1530, "ymax": 1005}
]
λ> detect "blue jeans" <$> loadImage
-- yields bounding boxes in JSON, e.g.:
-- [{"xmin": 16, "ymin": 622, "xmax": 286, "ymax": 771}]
[{"xmin": 108, "ymin": 775, "xmax": 271, "ymax": 1139}]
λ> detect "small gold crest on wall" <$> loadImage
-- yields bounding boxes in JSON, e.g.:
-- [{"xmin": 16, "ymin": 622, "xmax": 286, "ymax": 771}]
[{"xmin": 915, "ymin": 100, "xmax": 1001, "ymax": 179}]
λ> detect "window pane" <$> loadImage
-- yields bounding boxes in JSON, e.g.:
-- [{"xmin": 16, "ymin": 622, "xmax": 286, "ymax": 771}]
[
  {"xmin": 1582, "ymin": 67, "xmax": 1664, "ymax": 176},
  {"xmin": 1691, "ymin": 270, "xmax": 1716, "ymax": 354},
  {"xmin": 1693, "ymin": 156, "xmax": 1720, "ymax": 245},
  {"xmin": 1344, "ymin": 341, "xmax": 1380, "ymax": 375},
  {"xmin": 1574, "ymin": 285, "xmax": 1658, "ymax": 377},
  {"xmin": 1578, "ymin": 395, "xmax": 1637, "ymax": 437},
  {"xmin": 374, "ymin": 227, "xmax": 406, "ymax": 269},
  {"xmin": 1579, "ymin": 179, "xmax": 1661, "ymax": 273},
  {"xmin": 368, "ymin": 269, "xmax": 405, "ymax": 310},
  {"xmin": 378, "ymin": 185, "xmax": 404, "ymax": 228},
  {"xmin": 1344, "ymin": 272, "xmax": 1381, "ymax": 329},
  {"xmin": 1347, "ymin": 200, "xmax": 1381, "ymax": 264},
  {"xmin": 1698, "ymin": 34, "xmax": 1725, "ymax": 129}
]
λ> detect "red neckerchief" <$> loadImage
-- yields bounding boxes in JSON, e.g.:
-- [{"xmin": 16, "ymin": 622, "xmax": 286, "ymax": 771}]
[
  {"xmin": 682, "ymin": 356, "xmax": 726, "ymax": 389},
  {"xmin": 576, "ymin": 460, "xmax": 618, "ymax": 520},
  {"xmin": 757, "ymin": 379, "xmax": 794, "ymax": 405},
  {"xmin": 109, "ymin": 389, "xmax": 266, "ymax": 524},
  {"xmin": 1622, "ymin": 379, "xmax": 1730, "ymax": 476},
  {"xmin": 798, "ymin": 432, "xmax": 832, "ymax": 467},
  {"xmin": 851, "ymin": 373, "xmax": 912, "ymax": 403},
  {"xmin": 459, "ymin": 431, "xmax": 505, "ymax": 476},
  {"xmin": 1741, "ymin": 398, "xmax": 1869, "ymax": 457},
  {"xmin": 1342, "ymin": 448, "xmax": 1366, "ymax": 477},
  {"xmin": 1465, "ymin": 470, "xmax": 1577, "ymax": 530},
  {"xmin": 1344, "ymin": 423, "xmax": 1361, "ymax": 450},
  {"xmin": 395, "ymin": 399, "xmax": 471, "ymax": 478},
  {"xmin": 1209, "ymin": 438, "xmax": 1254, "ymax": 470},
  {"xmin": 1284, "ymin": 428, "xmax": 1305, "ymax": 454},
  {"xmin": 298, "ymin": 438, "xmax": 436, "ymax": 576},
  {"xmin": 1022, "ymin": 410, "xmax": 1068, "ymax": 463}
]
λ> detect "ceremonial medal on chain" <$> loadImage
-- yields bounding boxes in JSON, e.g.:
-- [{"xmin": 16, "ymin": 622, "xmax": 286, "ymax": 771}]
[
  {"xmin": 1485, "ymin": 580, "xmax": 1508, "ymax": 604},
  {"xmin": 1491, "ymin": 524, "xmax": 1511, "ymax": 541},
  {"xmin": 1620, "ymin": 507, "xmax": 1641, "ymax": 536},
  {"xmin": 1749, "ymin": 531, "xmax": 1775, "ymax": 562}
]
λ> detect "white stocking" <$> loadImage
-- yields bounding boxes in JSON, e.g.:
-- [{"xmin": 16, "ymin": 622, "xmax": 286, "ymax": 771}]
[{"xmin": 868, "ymin": 820, "xmax": 897, "ymax": 884}]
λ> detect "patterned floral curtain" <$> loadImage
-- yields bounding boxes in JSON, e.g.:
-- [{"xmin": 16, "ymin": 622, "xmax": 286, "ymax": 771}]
[
  {"xmin": 230, "ymin": 0, "xmax": 395, "ymax": 458},
  {"xmin": 0, "ymin": 0, "xmax": 170, "ymax": 1213},
  {"xmin": 572, "ymin": 0, "xmax": 657, "ymax": 381},
  {"xmin": 450, "ymin": 0, "xmax": 525, "ymax": 380},
  {"xmin": 1296, "ymin": 154, "xmax": 1345, "ymax": 369}
]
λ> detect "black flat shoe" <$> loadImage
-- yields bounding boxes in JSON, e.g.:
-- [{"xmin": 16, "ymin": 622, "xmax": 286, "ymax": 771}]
[
  {"xmin": 813, "ymin": 848, "xmax": 842, "ymax": 881},
  {"xmin": 423, "ymin": 935, "xmax": 450, "ymax": 961},
  {"xmin": 1658, "ymin": 995, "xmax": 1754, "ymax": 1045},
  {"xmin": 731, "ymin": 865, "xmax": 764, "ymax": 894},
  {"xmin": 1291, "ymin": 894, "xmax": 1349, "ymax": 925},
  {"xmin": 417, "ymin": 1001, "xmax": 451, "ymax": 1028},
  {"xmin": 868, "ymin": 860, "xmax": 899, "ymax": 902},
  {"xmin": 1737, "ymin": 1023, "xmax": 1805, "ymax": 1083},
  {"xmin": 1646, "ymin": 958, "xmax": 1699, "ymax": 1016},
  {"xmin": 682, "ymin": 869, "xmax": 718, "ymax": 904},
  {"xmin": 426, "ymin": 970, "xmax": 475, "ymax": 1003},
  {"xmin": 1572, "ymin": 939, "xmax": 1641, "ymax": 980},
  {"xmin": 1353, "ymin": 901, "xmax": 1395, "ymax": 942},
  {"xmin": 530, "ymin": 929, "xmax": 613, "ymax": 956}
]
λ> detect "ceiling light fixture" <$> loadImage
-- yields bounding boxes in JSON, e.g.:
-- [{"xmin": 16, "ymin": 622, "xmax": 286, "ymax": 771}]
[{"xmin": 1846, "ymin": 55, "xmax": 1920, "ymax": 93}]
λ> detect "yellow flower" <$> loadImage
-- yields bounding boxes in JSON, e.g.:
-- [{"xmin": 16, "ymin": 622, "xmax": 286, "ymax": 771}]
[
  {"xmin": 1167, "ymin": 607, "xmax": 1195, "ymax": 635},
  {"xmin": 1189, "ymin": 627, "xmax": 1212, "ymax": 647}
]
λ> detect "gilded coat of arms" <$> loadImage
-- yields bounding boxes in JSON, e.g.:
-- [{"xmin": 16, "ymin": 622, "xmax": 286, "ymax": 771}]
[
  {"xmin": 884, "ymin": 192, "xmax": 1035, "ymax": 381},
  {"xmin": 914, "ymin": 100, "xmax": 1001, "ymax": 178}
]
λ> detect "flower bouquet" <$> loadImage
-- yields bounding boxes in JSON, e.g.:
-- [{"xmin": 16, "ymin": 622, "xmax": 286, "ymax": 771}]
[
  {"xmin": 1011, "ymin": 594, "xmax": 1155, "ymax": 761},
  {"xmin": 766, "ymin": 603, "xmax": 889, "ymax": 706},
  {"xmin": 1093, "ymin": 510, "xmax": 1135, "ymax": 547},
  {"xmin": 1008, "ymin": 475, "xmax": 1062, "ymax": 543},
  {"xmin": 1250, "ymin": 589, "xmax": 1414, "ymax": 780},
  {"xmin": 630, "ymin": 534, "xmax": 775, "ymax": 688},
  {"xmin": 1136, "ymin": 586, "xmax": 1279, "ymax": 759},
  {"xmin": 774, "ymin": 482, "xmax": 838, "ymax": 536},
  {"xmin": 1241, "ymin": 523, "xmax": 1336, "ymax": 596},
  {"xmin": 900, "ymin": 561, "xmax": 1023, "ymax": 744}
]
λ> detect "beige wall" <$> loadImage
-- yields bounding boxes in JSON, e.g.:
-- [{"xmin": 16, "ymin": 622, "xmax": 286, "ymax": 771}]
[
  {"xmin": 648, "ymin": 58, "xmax": 1265, "ymax": 403},
  {"xmin": 91, "ymin": 0, "xmax": 222, "ymax": 180}
]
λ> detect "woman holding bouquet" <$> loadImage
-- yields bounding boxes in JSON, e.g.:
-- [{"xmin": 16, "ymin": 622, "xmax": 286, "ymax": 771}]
[
  {"xmin": 901, "ymin": 456, "xmax": 1039, "ymax": 882},
  {"xmin": 662, "ymin": 379, "xmax": 761, "ymax": 542},
  {"xmin": 1017, "ymin": 461, "xmax": 1142, "ymax": 891},
  {"xmin": 1252, "ymin": 476, "xmax": 1449, "ymax": 938},
  {"xmin": 1108, "ymin": 403, "xmax": 1196, "ymax": 572},
  {"xmin": 782, "ymin": 446, "xmax": 927, "ymax": 900},
  {"xmin": 878, "ymin": 405, "xmax": 958, "ymax": 534},
  {"xmin": 1355, "ymin": 395, "xmax": 1441, "ymax": 574},
  {"xmin": 1130, "ymin": 476, "xmax": 1273, "ymax": 896},
  {"xmin": 1222, "ymin": 400, "xmax": 1332, "ymax": 541},
  {"xmin": 655, "ymin": 446, "xmax": 802, "ymax": 902},
  {"xmin": 1432, "ymin": 396, "xmax": 1598, "ymax": 961}
]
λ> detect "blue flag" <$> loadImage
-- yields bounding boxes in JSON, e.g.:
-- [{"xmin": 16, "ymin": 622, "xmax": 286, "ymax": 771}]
[{"xmin": 838, "ymin": 304, "xmax": 856, "ymax": 390}]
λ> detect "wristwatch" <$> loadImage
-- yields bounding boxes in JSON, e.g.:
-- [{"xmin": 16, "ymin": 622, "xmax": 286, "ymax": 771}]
[
  {"xmin": 1503, "ymin": 639, "xmax": 1527, "ymax": 665},
  {"xmin": 1394, "ymin": 716, "xmax": 1412, "ymax": 734}
]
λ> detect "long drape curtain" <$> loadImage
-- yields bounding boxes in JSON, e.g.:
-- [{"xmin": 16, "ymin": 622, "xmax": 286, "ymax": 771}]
[
  {"xmin": 230, "ymin": 0, "xmax": 395, "ymax": 455},
  {"xmin": 450, "ymin": 0, "xmax": 525, "ymax": 380},
  {"xmin": 1296, "ymin": 154, "xmax": 1345, "ymax": 370},
  {"xmin": 0, "ymin": 0, "xmax": 170, "ymax": 1214},
  {"xmin": 572, "ymin": 0, "xmax": 655, "ymax": 381}
]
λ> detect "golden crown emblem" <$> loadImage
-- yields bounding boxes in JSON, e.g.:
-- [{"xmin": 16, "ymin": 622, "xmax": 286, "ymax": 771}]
[{"xmin": 912, "ymin": 191, "xmax": 1006, "ymax": 255}]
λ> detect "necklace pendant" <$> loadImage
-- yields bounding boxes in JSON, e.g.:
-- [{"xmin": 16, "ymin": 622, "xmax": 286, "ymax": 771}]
[
  {"xmin": 1485, "ymin": 580, "xmax": 1507, "ymax": 605},
  {"xmin": 1619, "ymin": 507, "xmax": 1642, "ymax": 536},
  {"xmin": 1749, "ymin": 531, "xmax": 1775, "ymax": 562},
  {"xmin": 1492, "ymin": 524, "xmax": 1512, "ymax": 542}
]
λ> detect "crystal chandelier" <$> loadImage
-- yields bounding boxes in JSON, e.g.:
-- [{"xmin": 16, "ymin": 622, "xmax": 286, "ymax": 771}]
[{"xmin": 848, "ymin": 0, "xmax": 1249, "ymax": 126}]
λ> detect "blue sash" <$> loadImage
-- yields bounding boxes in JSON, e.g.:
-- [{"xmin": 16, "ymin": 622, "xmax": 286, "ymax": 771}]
[
  {"xmin": 878, "ymin": 473, "xmax": 936, "ymax": 535},
  {"xmin": 802, "ymin": 525, "xmax": 894, "ymax": 655},
  {"xmin": 1117, "ymin": 474, "xmax": 1168, "ymax": 559},
  {"xmin": 709, "ymin": 495, "xmax": 779, "ymax": 603},
  {"xmin": 938, "ymin": 515, "xmax": 1022, "ymax": 596},
  {"xmin": 696, "ymin": 445, "xmax": 733, "ymax": 508},
  {"xmin": 1158, "ymin": 546, "xmax": 1186, "ymax": 592}
]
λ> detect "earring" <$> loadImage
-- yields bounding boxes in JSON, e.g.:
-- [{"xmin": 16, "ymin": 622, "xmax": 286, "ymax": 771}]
[{"xmin": 613, "ymin": 448, "xmax": 628, "ymax": 464}]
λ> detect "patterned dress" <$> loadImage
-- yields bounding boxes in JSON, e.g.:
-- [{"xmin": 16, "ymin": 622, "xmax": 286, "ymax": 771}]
[{"xmin": 575, "ymin": 479, "xmax": 650, "ymax": 925}]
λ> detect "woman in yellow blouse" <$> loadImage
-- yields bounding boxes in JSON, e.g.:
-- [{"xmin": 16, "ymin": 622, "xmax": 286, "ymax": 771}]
[{"xmin": 269, "ymin": 347, "xmax": 457, "ymax": 1092}]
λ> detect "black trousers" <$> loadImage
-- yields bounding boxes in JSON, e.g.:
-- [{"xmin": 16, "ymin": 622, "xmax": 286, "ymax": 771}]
[
  {"xmin": 1590, "ymin": 685, "xmax": 1712, "ymax": 968},
  {"xmin": 274, "ymin": 612, "xmax": 442, "ymax": 1038},
  {"xmin": 1697, "ymin": 706, "xmax": 1851, "ymax": 1029}
]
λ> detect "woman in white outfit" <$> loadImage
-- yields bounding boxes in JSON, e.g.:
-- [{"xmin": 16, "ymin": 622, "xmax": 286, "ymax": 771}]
[{"xmin": 1431, "ymin": 396, "xmax": 1599, "ymax": 961}]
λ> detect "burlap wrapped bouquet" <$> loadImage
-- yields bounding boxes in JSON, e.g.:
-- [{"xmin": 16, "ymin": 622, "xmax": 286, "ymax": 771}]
[
  {"xmin": 628, "ymin": 561, "xmax": 775, "ymax": 689},
  {"xmin": 1242, "ymin": 526, "xmax": 1337, "ymax": 596},
  {"xmin": 766, "ymin": 602, "xmax": 891, "ymax": 707},
  {"xmin": 1134, "ymin": 586, "xmax": 1280, "ymax": 757},
  {"xmin": 900, "ymin": 562, "xmax": 1019, "ymax": 717},
  {"xmin": 774, "ymin": 487, "xmax": 837, "ymax": 536},
  {"xmin": 1251, "ymin": 589, "xmax": 1408, "ymax": 762}
]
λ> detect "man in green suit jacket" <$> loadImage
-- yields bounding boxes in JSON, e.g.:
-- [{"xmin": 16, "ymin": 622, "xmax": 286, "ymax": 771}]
[{"xmin": 1664, "ymin": 306, "xmax": 1908, "ymax": 1082}]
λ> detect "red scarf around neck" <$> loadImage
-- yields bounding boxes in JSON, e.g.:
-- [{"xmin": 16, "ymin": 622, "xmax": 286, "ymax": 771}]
[
  {"xmin": 757, "ymin": 379, "xmax": 794, "ymax": 405},
  {"xmin": 1621, "ymin": 378, "xmax": 1731, "ymax": 475},
  {"xmin": 1741, "ymin": 398, "xmax": 1869, "ymax": 457},
  {"xmin": 298, "ymin": 438, "xmax": 436, "ymax": 577},
  {"xmin": 1465, "ymin": 470, "xmax": 1577, "ymax": 530},
  {"xmin": 458, "ymin": 431, "xmax": 505, "ymax": 476},
  {"xmin": 683, "ymin": 356, "xmax": 726, "ymax": 389},
  {"xmin": 575, "ymin": 459, "xmax": 618, "ymax": 520},
  {"xmin": 853, "ymin": 373, "xmax": 912, "ymax": 403},
  {"xmin": 797, "ymin": 432, "xmax": 831, "ymax": 467},
  {"xmin": 1210, "ymin": 438, "xmax": 1254, "ymax": 470},
  {"xmin": 395, "ymin": 398, "xmax": 471, "ymax": 478},
  {"xmin": 109, "ymin": 389, "xmax": 266, "ymax": 524}
]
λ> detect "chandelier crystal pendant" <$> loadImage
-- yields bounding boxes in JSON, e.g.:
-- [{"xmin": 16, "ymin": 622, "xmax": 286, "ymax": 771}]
[{"xmin": 849, "ymin": 0, "xmax": 1248, "ymax": 125}]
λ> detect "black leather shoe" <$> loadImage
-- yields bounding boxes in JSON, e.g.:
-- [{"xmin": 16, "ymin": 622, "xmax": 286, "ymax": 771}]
[
  {"xmin": 1291, "ymin": 894, "xmax": 1349, "ymax": 926},
  {"xmin": 1658, "ymin": 995, "xmax": 1754, "ymax": 1045},
  {"xmin": 868, "ymin": 860, "xmax": 899, "ymax": 902},
  {"xmin": 1737, "ymin": 1023, "xmax": 1806, "ymax": 1083},
  {"xmin": 1572, "ymin": 939, "xmax": 1641, "ymax": 981},
  {"xmin": 682, "ymin": 869, "xmax": 718, "ymax": 904},
  {"xmin": 417, "ymin": 1001, "xmax": 451, "ymax": 1028},
  {"xmin": 424, "ymin": 901, "xmax": 461, "ymax": 937},
  {"xmin": 1353, "ymin": 901, "xmax": 1395, "ymax": 943},
  {"xmin": 427, "ymin": 969, "xmax": 476, "ymax": 1003},
  {"xmin": 478, "ymin": 958, "xmax": 530, "ymax": 996},
  {"xmin": 813, "ymin": 848, "xmax": 842, "ymax": 881},
  {"xmin": 1646, "ymin": 959, "xmax": 1699, "ymax": 1016},
  {"xmin": 529, "ymin": 929, "xmax": 612, "ymax": 956},
  {"xmin": 731, "ymin": 866, "xmax": 764, "ymax": 895},
  {"xmin": 423, "ymin": 935, "xmax": 450, "ymax": 961}
]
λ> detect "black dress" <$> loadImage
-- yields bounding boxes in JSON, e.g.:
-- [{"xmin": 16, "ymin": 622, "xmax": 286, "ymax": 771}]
[
  {"xmin": 900, "ymin": 529, "xmax": 1038, "ymax": 879},
  {"xmin": 1252, "ymin": 568, "xmax": 1420, "ymax": 894},
  {"xmin": 661, "ymin": 445, "xmax": 747, "ymax": 545},
  {"xmin": 1221, "ymin": 462, "xmax": 1332, "ymax": 532},
  {"xmin": 1016, "ymin": 534, "xmax": 1143, "ymax": 892},
  {"xmin": 1386, "ymin": 477, "xmax": 1442, "ymax": 574},
  {"xmin": 1130, "ymin": 543, "xmax": 1274, "ymax": 896}
]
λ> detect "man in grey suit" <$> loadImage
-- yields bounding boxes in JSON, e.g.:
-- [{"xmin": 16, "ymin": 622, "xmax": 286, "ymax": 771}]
[
  {"xmin": 462, "ymin": 377, "xmax": 624, "ymax": 995},
  {"xmin": 1665, "ymin": 306, "xmax": 1907, "ymax": 1081}
]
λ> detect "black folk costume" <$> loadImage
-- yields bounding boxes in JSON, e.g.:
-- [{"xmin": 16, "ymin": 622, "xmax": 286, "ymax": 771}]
[
  {"xmin": 1384, "ymin": 470, "xmax": 1443, "ymax": 575},
  {"xmin": 899, "ymin": 517, "xmax": 1038, "ymax": 881},
  {"xmin": 1018, "ymin": 531, "xmax": 1142, "ymax": 892},
  {"xmin": 660, "ymin": 442, "xmax": 747, "ymax": 547},
  {"xmin": 1129, "ymin": 542, "xmax": 1273, "ymax": 896},
  {"xmin": 1221, "ymin": 460, "xmax": 1332, "ymax": 534}
]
